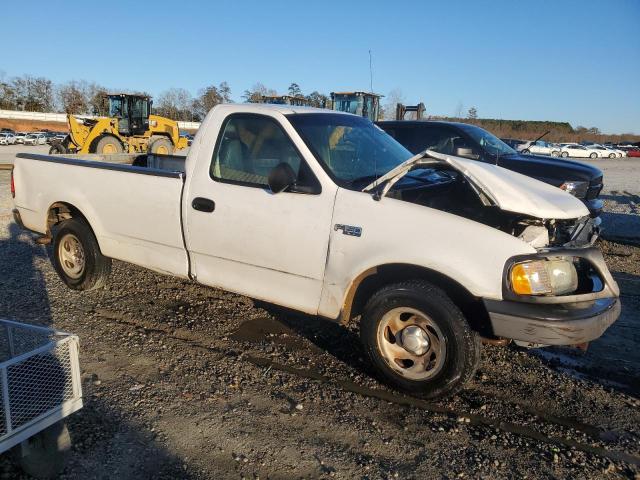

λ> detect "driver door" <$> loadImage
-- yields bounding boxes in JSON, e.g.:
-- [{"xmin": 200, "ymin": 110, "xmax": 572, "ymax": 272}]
[{"xmin": 185, "ymin": 113, "xmax": 335, "ymax": 314}]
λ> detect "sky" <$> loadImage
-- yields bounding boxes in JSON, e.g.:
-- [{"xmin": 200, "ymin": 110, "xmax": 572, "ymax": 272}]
[{"xmin": 1, "ymin": 0, "xmax": 639, "ymax": 134}]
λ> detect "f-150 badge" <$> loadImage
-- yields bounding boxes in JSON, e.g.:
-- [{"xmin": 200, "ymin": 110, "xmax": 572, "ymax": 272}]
[{"xmin": 334, "ymin": 224, "xmax": 362, "ymax": 237}]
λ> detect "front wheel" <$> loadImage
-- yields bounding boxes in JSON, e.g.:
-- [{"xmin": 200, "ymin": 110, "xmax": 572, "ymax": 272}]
[
  {"xmin": 561, "ymin": 151, "xmax": 569, "ymax": 158},
  {"xmin": 609, "ymin": 153, "xmax": 615, "ymax": 158},
  {"xmin": 49, "ymin": 142, "xmax": 67, "ymax": 154},
  {"xmin": 590, "ymin": 152, "xmax": 598, "ymax": 159},
  {"xmin": 92, "ymin": 135, "xmax": 124, "ymax": 154},
  {"xmin": 149, "ymin": 136, "xmax": 174, "ymax": 155},
  {"xmin": 360, "ymin": 280, "xmax": 480, "ymax": 399},
  {"xmin": 551, "ymin": 150, "xmax": 560, "ymax": 157},
  {"xmin": 52, "ymin": 218, "xmax": 111, "ymax": 291}
]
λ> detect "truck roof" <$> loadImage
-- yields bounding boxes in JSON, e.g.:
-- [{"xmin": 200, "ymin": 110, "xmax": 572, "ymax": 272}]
[{"xmin": 213, "ymin": 103, "xmax": 350, "ymax": 116}]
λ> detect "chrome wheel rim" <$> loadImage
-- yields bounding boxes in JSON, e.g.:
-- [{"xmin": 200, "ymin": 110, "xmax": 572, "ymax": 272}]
[
  {"xmin": 58, "ymin": 233, "xmax": 85, "ymax": 279},
  {"xmin": 376, "ymin": 307, "xmax": 446, "ymax": 381}
]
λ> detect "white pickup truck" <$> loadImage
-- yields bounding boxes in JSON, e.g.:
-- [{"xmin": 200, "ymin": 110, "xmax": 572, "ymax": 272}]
[{"xmin": 11, "ymin": 104, "xmax": 620, "ymax": 398}]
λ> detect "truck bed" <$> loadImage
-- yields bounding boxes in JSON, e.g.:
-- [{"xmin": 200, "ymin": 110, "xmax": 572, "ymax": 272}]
[{"xmin": 12, "ymin": 152, "xmax": 190, "ymax": 278}]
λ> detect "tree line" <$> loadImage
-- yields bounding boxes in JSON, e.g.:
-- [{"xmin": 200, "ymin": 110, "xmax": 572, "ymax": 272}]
[
  {"xmin": 1, "ymin": 73, "xmax": 637, "ymax": 142},
  {"xmin": 0, "ymin": 74, "xmax": 330, "ymax": 122}
]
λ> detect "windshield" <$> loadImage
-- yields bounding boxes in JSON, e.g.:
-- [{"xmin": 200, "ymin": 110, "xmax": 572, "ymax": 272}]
[
  {"xmin": 287, "ymin": 113, "xmax": 413, "ymax": 187},
  {"xmin": 458, "ymin": 124, "xmax": 516, "ymax": 156}
]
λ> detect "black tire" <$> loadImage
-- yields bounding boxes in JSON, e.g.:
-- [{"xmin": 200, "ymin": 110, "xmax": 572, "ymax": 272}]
[
  {"xmin": 48, "ymin": 142, "xmax": 67, "ymax": 154},
  {"xmin": 92, "ymin": 135, "xmax": 123, "ymax": 154},
  {"xmin": 561, "ymin": 151, "xmax": 569, "ymax": 158},
  {"xmin": 149, "ymin": 136, "xmax": 174, "ymax": 155},
  {"xmin": 608, "ymin": 153, "xmax": 615, "ymax": 158},
  {"xmin": 12, "ymin": 421, "xmax": 71, "ymax": 479},
  {"xmin": 522, "ymin": 149, "xmax": 530, "ymax": 154},
  {"xmin": 590, "ymin": 152, "xmax": 598, "ymax": 159},
  {"xmin": 52, "ymin": 217, "xmax": 111, "ymax": 291},
  {"xmin": 360, "ymin": 280, "xmax": 480, "ymax": 399}
]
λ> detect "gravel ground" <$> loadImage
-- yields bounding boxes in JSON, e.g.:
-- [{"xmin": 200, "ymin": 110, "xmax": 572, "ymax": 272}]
[{"xmin": 0, "ymin": 170, "xmax": 639, "ymax": 479}]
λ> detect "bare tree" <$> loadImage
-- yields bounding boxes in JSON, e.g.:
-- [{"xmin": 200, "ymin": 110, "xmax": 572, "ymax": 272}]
[
  {"xmin": 467, "ymin": 106, "xmax": 478, "ymax": 120},
  {"xmin": 86, "ymin": 83, "xmax": 109, "ymax": 116},
  {"xmin": 57, "ymin": 81, "xmax": 88, "ymax": 114},
  {"xmin": 155, "ymin": 88, "xmax": 194, "ymax": 121},
  {"xmin": 305, "ymin": 91, "xmax": 329, "ymax": 108},
  {"xmin": 10, "ymin": 75, "xmax": 55, "ymax": 112},
  {"xmin": 242, "ymin": 82, "xmax": 277, "ymax": 103},
  {"xmin": 193, "ymin": 81, "xmax": 233, "ymax": 119},
  {"xmin": 383, "ymin": 88, "xmax": 405, "ymax": 120}
]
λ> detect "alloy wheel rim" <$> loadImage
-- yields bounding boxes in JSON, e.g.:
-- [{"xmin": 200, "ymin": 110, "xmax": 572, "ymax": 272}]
[
  {"xmin": 376, "ymin": 307, "xmax": 446, "ymax": 381},
  {"xmin": 58, "ymin": 233, "xmax": 85, "ymax": 279}
]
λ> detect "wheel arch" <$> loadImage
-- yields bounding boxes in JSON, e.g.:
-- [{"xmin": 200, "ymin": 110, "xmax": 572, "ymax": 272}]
[
  {"xmin": 339, "ymin": 263, "xmax": 491, "ymax": 335},
  {"xmin": 46, "ymin": 202, "xmax": 101, "ymax": 248}
]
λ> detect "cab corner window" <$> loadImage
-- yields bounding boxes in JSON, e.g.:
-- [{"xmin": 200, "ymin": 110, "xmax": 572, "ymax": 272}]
[{"xmin": 211, "ymin": 115, "xmax": 317, "ymax": 192}]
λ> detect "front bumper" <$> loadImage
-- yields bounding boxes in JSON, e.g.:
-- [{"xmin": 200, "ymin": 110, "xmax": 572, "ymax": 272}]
[
  {"xmin": 484, "ymin": 297, "xmax": 621, "ymax": 345},
  {"xmin": 488, "ymin": 246, "xmax": 620, "ymax": 345}
]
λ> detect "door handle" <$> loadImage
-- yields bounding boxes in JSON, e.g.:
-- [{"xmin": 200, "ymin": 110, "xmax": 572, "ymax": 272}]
[{"xmin": 191, "ymin": 197, "xmax": 215, "ymax": 212}]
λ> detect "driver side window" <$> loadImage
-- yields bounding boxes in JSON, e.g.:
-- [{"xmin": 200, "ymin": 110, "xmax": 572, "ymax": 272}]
[{"xmin": 211, "ymin": 114, "xmax": 314, "ymax": 189}]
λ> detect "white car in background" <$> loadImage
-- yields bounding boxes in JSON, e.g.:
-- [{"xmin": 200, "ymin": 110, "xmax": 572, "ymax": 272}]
[
  {"xmin": 13, "ymin": 132, "xmax": 28, "ymax": 144},
  {"xmin": 590, "ymin": 144, "xmax": 624, "ymax": 158},
  {"xmin": 518, "ymin": 140, "xmax": 561, "ymax": 157},
  {"xmin": 0, "ymin": 133, "xmax": 17, "ymax": 145},
  {"xmin": 23, "ymin": 133, "xmax": 46, "ymax": 146},
  {"xmin": 559, "ymin": 143, "xmax": 600, "ymax": 159}
]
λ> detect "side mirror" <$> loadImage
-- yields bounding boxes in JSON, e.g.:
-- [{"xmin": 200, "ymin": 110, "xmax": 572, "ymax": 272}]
[{"xmin": 268, "ymin": 162, "xmax": 296, "ymax": 194}]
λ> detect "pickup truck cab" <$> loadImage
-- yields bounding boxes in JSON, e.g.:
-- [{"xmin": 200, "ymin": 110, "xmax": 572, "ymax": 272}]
[
  {"xmin": 11, "ymin": 104, "xmax": 621, "ymax": 398},
  {"xmin": 377, "ymin": 121, "xmax": 604, "ymax": 218}
]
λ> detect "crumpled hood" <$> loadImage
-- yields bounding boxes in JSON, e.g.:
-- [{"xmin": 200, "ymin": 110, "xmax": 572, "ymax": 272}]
[{"xmin": 364, "ymin": 150, "xmax": 590, "ymax": 220}]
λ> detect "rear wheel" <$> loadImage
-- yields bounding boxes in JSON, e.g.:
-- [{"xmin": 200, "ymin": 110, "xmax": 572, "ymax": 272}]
[
  {"xmin": 551, "ymin": 150, "xmax": 560, "ymax": 157},
  {"xmin": 52, "ymin": 218, "xmax": 111, "ymax": 291},
  {"xmin": 590, "ymin": 152, "xmax": 598, "ymax": 159},
  {"xmin": 561, "ymin": 151, "xmax": 569, "ymax": 158},
  {"xmin": 92, "ymin": 135, "xmax": 123, "ymax": 154},
  {"xmin": 149, "ymin": 136, "xmax": 174, "ymax": 155},
  {"xmin": 522, "ymin": 149, "xmax": 530, "ymax": 154},
  {"xmin": 608, "ymin": 153, "xmax": 615, "ymax": 158},
  {"xmin": 360, "ymin": 280, "xmax": 480, "ymax": 399},
  {"xmin": 49, "ymin": 142, "xmax": 67, "ymax": 154}
]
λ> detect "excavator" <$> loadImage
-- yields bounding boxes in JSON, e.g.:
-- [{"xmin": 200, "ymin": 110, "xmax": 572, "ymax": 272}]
[{"xmin": 50, "ymin": 93, "xmax": 188, "ymax": 155}]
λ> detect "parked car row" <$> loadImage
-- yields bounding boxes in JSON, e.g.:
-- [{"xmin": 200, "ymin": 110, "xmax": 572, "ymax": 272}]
[
  {"xmin": 501, "ymin": 137, "xmax": 639, "ymax": 158},
  {"xmin": 0, "ymin": 130, "xmax": 68, "ymax": 146}
]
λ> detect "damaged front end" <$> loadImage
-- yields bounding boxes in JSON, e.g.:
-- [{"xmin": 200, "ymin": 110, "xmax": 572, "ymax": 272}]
[
  {"xmin": 362, "ymin": 149, "xmax": 599, "ymax": 250},
  {"xmin": 363, "ymin": 149, "xmax": 620, "ymax": 346}
]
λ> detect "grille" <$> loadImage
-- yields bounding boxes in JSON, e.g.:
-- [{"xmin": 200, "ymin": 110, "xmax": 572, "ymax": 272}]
[{"xmin": 0, "ymin": 320, "xmax": 81, "ymax": 444}]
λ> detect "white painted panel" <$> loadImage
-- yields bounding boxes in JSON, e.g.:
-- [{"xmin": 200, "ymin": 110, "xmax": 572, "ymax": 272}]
[{"xmin": 12, "ymin": 158, "xmax": 188, "ymax": 277}]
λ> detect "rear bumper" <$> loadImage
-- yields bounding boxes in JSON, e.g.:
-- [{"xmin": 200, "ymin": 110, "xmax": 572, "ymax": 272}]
[{"xmin": 484, "ymin": 297, "xmax": 621, "ymax": 345}]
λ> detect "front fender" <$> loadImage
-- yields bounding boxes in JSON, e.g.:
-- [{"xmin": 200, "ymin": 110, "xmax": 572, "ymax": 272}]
[{"xmin": 318, "ymin": 189, "xmax": 536, "ymax": 319}]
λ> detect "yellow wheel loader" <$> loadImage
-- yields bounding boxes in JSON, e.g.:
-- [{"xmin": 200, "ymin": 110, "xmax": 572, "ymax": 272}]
[{"xmin": 50, "ymin": 94, "xmax": 188, "ymax": 155}]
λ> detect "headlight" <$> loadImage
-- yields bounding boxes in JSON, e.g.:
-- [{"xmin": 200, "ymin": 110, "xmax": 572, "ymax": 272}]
[
  {"xmin": 510, "ymin": 259, "xmax": 578, "ymax": 296},
  {"xmin": 559, "ymin": 181, "xmax": 588, "ymax": 199}
]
